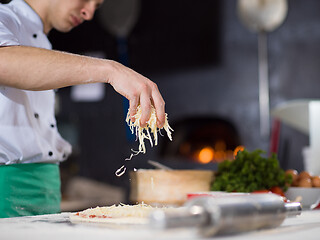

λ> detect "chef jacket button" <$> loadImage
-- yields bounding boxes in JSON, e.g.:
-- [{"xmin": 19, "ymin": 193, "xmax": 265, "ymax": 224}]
[
  {"xmin": 48, "ymin": 151, "xmax": 53, "ymax": 156},
  {"xmin": 50, "ymin": 124, "xmax": 55, "ymax": 128},
  {"xmin": 33, "ymin": 34, "xmax": 37, "ymax": 38},
  {"xmin": 34, "ymin": 113, "xmax": 39, "ymax": 119},
  {"xmin": 63, "ymin": 153, "xmax": 66, "ymax": 158}
]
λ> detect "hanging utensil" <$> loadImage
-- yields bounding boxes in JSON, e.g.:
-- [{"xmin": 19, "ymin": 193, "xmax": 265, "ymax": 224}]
[
  {"xmin": 98, "ymin": 0, "xmax": 141, "ymax": 142},
  {"xmin": 237, "ymin": 0, "xmax": 288, "ymax": 139}
]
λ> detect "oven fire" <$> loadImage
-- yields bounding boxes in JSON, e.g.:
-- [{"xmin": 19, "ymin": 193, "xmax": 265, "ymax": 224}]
[
  {"xmin": 160, "ymin": 117, "xmax": 243, "ymax": 164},
  {"xmin": 195, "ymin": 144, "xmax": 245, "ymax": 164}
]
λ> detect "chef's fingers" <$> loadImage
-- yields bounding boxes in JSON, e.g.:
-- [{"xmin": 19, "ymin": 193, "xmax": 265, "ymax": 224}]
[
  {"xmin": 151, "ymin": 87, "xmax": 165, "ymax": 128},
  {"xmin": 139, "ymin": 92, "xmax": 152, "ymax": 128},
  {"xmin": 129, "ymin": 96, "xmax": 139, "ymax": 122}
]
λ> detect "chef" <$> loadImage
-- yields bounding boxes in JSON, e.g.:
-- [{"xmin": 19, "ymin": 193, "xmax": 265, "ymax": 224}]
[{"xmin": 0, "ymin": 0, "xmax": 166, "ymax": 218}]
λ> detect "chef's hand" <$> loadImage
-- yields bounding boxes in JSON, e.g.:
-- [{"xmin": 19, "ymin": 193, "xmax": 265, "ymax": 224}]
[{"xmin": 106, "ymin": 60, "xmax": 165, "ymax": 128}]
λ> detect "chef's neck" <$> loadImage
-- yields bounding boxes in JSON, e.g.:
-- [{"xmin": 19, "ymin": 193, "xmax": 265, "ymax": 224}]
[{"xmin": 24, "ymin": 0, "xmax": 52, "ymax": 34}]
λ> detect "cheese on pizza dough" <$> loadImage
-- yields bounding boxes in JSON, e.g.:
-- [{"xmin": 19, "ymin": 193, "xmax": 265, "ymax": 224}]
[{"xmin": 69, "ymin": 203, "xmax": 175, "ymax": 225}]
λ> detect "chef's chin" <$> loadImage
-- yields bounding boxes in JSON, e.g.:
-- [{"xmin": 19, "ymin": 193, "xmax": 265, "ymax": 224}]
[{"xmin": 54, "ymin": 23, "xmax": 75, "ymax": 33}]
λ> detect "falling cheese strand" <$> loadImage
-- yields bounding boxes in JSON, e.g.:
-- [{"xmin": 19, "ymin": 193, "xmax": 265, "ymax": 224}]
[{"xmin": 115, "ymin": 105, "xmax": 173, "ymax": 177}]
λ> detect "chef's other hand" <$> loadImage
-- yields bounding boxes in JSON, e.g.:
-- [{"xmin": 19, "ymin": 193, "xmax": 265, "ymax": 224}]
[{"xmin": 107, "ymin": 60, "xmax": 165, "ymax": 128}]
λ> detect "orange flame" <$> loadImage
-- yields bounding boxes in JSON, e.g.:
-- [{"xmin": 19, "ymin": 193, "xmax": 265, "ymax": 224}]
[
  {"xmin": 195, "ymin": 144, "xmax": 245, "ymax": 164},
  {"xmin": 198, "ymin": 147, "xmax": 214, "ymax": 164}
]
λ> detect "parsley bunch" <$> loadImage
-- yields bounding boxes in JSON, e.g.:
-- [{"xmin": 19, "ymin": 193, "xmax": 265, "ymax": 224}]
[{"xmin": 211, "ymin": 149, "xmax": 292, "ymax": 193}]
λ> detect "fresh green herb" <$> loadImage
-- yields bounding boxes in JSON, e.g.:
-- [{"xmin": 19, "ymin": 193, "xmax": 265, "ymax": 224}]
[{"xmin": 211, "ymin": 149, "xmax": 292, "ymax": 193}]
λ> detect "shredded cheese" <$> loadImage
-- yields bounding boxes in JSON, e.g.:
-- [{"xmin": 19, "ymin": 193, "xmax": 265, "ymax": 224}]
[
  {"xmin": 115, "ymin": 105, "xmax": 173, "ymax": 177},
  {"xmin": 76, "ymin": 203, "xmax": 158, "ymax": 219},
  {"xmin": 70, "ymin": 203, "xmax": 184, "ymax": 225}
]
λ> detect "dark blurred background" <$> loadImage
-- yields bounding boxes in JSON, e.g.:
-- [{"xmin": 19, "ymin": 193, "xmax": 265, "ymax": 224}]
[
  {"xmin": 2, "ymin": 0, "xmax": 320, "ymax": 205},
  {"xmin": 50, "ymin": 0, "xmax": 320, "ymax": 188},
  {"xmin": 48, "ymin": 0, "xmax": 223, "ymax": 189}
]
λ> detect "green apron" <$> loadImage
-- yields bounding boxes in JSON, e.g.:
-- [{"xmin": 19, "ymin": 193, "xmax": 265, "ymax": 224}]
[{"xmin": 0, "ymin": 163, "xmax": 61, "ymax": 218}]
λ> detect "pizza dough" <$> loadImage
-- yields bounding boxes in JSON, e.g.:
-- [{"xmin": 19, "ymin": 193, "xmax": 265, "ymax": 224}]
[{"xmin": 69, "ymin": 203, "xmax": 176, "ymax": 225}]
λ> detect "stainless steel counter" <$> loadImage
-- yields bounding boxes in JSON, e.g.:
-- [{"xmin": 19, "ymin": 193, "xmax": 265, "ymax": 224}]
[{"xmin": 1, "ymin": 210, "xmax": 320, "ymax": 240}]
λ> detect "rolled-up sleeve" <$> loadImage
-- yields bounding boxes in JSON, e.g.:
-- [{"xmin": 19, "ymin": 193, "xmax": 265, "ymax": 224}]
[{"xmin": 0, "ymin": 8, "xmax": 20, "ymax": 46}]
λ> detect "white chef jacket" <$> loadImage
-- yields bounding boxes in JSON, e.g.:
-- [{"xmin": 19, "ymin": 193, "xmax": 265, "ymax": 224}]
[{"xmin": 0, "ymin": 0, "xmax": 72, "ymax": 165}]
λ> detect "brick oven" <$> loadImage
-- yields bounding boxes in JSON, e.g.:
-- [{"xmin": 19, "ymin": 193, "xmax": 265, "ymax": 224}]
[{"xmin": 158, "ymin": 116, "xmax": 244, "ymax": 167}]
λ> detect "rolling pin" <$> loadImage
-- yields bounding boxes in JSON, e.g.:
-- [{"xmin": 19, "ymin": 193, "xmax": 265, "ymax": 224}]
[{"xmin": 149, "ymin": 193, "xmax": 301, "ymax": 237}]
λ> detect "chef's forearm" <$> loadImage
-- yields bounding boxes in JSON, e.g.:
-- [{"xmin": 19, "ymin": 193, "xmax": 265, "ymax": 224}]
[
  {"xmin": 0, "ymin": 45, "xmax": 167, "ymax": 127},
  {"xmin": 0, "ymin": 45, "xmax": 113, "ymax": 90}
]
